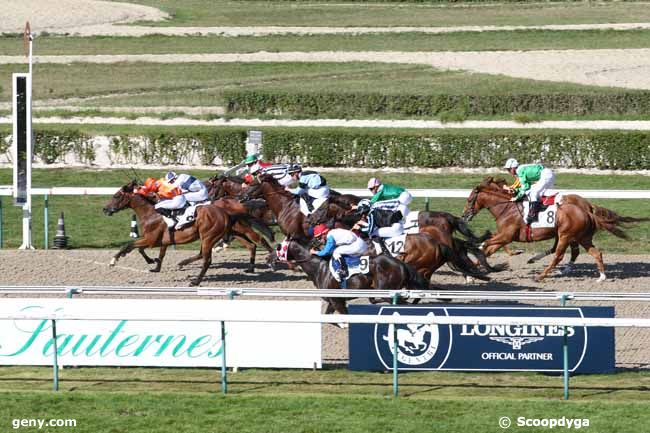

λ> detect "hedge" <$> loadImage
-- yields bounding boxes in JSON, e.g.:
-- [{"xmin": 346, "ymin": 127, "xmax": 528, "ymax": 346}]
[
  {"xmin": 224, "ymin": 90, "xmax": 650, "ymax": 118},
  {"xmin": 3, "ymin": 127, "xmax": 650, "ymax": 170}
]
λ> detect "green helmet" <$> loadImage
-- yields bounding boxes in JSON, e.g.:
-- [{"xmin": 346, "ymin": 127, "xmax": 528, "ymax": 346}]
[{"xmin": 244, "ymin": 154, "xmax": 259, "ymax": 165}]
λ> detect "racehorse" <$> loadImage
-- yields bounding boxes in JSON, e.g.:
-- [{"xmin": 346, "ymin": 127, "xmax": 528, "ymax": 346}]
[
  {"xmin": 462, "ymin": 177, "xmax": 644, "ymax": 281},
  {"xmin": 283, "ymin": 237, "xmax": 429, "ymax": 314},
  {"xmin": 103, "ymin": 181, "xmax": 263, "ymax": 284},
  {"xmin": 244, "ymin": 174, "xmax": 350, "ymax": 239}
]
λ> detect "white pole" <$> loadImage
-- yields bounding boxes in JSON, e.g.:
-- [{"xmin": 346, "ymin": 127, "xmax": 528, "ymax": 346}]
[{"xmin": 19, "ymin": 73, "xmax": 33, "ymax": 250}]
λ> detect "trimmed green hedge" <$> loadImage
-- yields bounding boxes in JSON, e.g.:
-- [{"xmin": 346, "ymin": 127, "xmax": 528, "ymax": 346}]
[
  {"xmin": 224, "ymin": 90, "xmax": 650, "ymax": 118},
  {"xmin": 3, "ymin": 127, "xmax": 650, "ymax": 169}
]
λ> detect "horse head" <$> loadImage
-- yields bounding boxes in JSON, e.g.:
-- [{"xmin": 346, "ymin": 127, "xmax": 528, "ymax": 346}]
[
  {"xmin": 462, "ymin": 177, "xmax": 511, "ymax": 221},
  {"xmin": 103, "ymin": 180, "xmax": 139, "ymax": 216}
]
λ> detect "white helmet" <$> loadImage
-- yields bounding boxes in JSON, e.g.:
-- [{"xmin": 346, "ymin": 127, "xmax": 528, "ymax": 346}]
[
  {"xmin": 504, "ymin": 158, "xmax": 519, "ymax": 169},
  {"xmin": 367, "ymin": 177, "xmax": 381, "ymax": 190}
]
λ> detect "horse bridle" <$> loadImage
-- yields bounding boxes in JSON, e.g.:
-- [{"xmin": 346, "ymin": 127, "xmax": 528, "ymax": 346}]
[{"xmin": 464, "ymin": 186, "xmax": 518, "ymax": 221}]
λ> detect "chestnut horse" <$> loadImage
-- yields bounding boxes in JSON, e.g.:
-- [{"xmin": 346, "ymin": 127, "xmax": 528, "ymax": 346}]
[
  {"xmin": 104, "ymin": 181, "xmax": 248, "ymax": 285},
  {"xmin": 462, "ymin": 177, "xmax": 642, "ymax": 281},
  {"xmin": 284, "ymin": 237, "xmax": 428, "ymax": 314}
]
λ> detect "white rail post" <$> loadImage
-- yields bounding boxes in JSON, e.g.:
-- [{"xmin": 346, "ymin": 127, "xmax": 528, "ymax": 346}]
[
  {"xmin": 560, "ymin": 294, "xmax": 570, "ymax": 400},
  {"xmin": 51, "ymin": 319, "xmax": 59, "ymax": 391},
  {"xmin": 391, "ymin": 293, "xmax": 399, "ymax": 398}
]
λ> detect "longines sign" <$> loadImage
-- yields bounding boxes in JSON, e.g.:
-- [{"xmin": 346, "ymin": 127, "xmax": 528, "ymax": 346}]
[
  {"xmin": 349, "ymin": 305, "xmax": 614, "ymax": 373},
  {"xmin": 0, "ymin": 299, "xmax": 322, "ymax": 368}
]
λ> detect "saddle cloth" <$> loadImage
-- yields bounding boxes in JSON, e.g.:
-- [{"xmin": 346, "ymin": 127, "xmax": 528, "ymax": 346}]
[
  {"xmin": 403, "ymin": 211, "xmax": 420, "ymax": 234},
  {"xmin": 176, "ymin": 201, "xmax": 211, "ymax": 230},
  {"xmin": 523, "ymin": 201, "xmax": 558, "ymax": 229},
  {"xmin": 329, "ymin": 255, "xmax": 370, "ymax": 282},
  {"xmin": 372, "ymin": 233, "xmax": 407, "ymax": 258}
]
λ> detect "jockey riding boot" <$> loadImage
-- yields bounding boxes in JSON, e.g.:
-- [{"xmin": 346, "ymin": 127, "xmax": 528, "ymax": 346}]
[
  {"xmin": 156, "ymin": 207, "xmax": 172, "ymax": 218},
  {"xmin": 526, "ymin": 201, "xmax": 542, "ymax": 225},
  {"xmin": 301, "ymin": 193, "xmax": 315, "ymax": 212},
  {"xmin": 373, "ymin": 236, "xmax": 391, "ymax": 255},
  {"xmin": 336, "ymin": 257, "xmax": 349, "ymax": 280}
]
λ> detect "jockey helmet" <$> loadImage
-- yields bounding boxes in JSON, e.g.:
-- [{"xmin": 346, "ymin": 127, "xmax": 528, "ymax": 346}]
[
  {"xmin": 165, "ymin": 171, "xmax": 177, "ymax": 182},
  {"xmin": 357, "ymin": 199, "xmax": 371, "ymax": 214},
  {"xmin": 313, "ymin": 223, "xmax": 330, "ymax": 238},
  {"xmin": 144, "ymin": 177, "xmax": 158, "ymax": 190},
  {"xmin": 288, "ymin": 163, "xmax": 302, "ymax": 174},
  {"xmin": 367, "ymin": 177, "xmax": 381, "ymax": 190},
  {"xmin": 504, "ymin": 158, "xmax": 519, "ymax": 169},
  {"xmin": 244, "ymin": 154, "xmax": 259, "ymax": 165}
]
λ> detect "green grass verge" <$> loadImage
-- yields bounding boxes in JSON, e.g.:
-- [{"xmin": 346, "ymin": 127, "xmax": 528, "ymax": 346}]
[
  {"xmin": 0, "ymin": 62, "xmax": 638, "ymax": 111},
  {"xmin": 114, "ymin": 1, "xmax": 650, "ymax": 27},
  {"xmin": 0, "ymin": 368, "xmax": 649, "ymax": 432},
  {"xmin": 0, "ymin": 168, "xmax": 649, "ymax": 252},
  {"xmin": 5, "ymin": 29, "xmax": 650, "ymax": 55}
]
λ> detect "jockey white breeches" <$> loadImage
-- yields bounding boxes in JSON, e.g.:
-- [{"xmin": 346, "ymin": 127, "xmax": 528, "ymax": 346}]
[
  {"xmin": 308, "ymin": 185, "xmax": 330, "ymax": 200},
  {"xmin": 332, "ymin": 237, "xmax": 368, "ymax": 260},
  {"xmin": 184, "ymin": 188, "xmax": 209, "ymax": 203},
  {"xmin": 376, "ymin": 222, "xmax": 404, "ymax": 238},
  {"xmin": 527, "ymin": 168, "xmax": 555, "ymax": 201},
  {"xmin": 155, "ymin": 195, "xmax": 186, "ymax": 210}
]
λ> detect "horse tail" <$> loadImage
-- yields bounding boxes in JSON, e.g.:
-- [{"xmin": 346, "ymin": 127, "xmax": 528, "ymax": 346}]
[
  {"xmin": 590, "ymin": 211, "xmax": 629, "ymax": 240},
  {"xmin": 233, "ymin": 213, "xmax": 275, "ymax": 243},
  {"xmin": 444, "ymin": 213, "xmax": 491, "ymax": 244},
  {"xmin": 440, "ymin": 239, "xmax": 491, "ymax": 281},
  {"xmin": 589, "ymin": 203, "xmax": 650, "ymax": 225},
  {"xmin": 401, "ymin": 261, "xmax": 430, "ymax": 290},
  {"xmin": 455, "ymin": 238, "xmax": 509, "ymax": 273}
]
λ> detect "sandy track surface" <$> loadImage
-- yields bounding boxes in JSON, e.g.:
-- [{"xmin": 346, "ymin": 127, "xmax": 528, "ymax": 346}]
[
  {"xmin": 3, "ymin": 49, "xmax": 650, "ymax": 90},
  {"xmin": 1, "ymin": 249, "xmax": 649, "ymax": 367}
]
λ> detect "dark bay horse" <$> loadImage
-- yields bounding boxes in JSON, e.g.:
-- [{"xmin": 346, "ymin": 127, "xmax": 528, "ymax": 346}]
[
  {"xmin": 284, "ymin": 238, "xmax": 428, "ymax": 315},
  {"xmin": 462, "ymin": 177, "xmax": 644, "ymax": 281},
  {"xmin": 103, "ymin": 181, "xmax": 254, "ymax": 285},
  {"xmin": 244, "ymin": 174, "xmax": 350, "ymax": 239}
]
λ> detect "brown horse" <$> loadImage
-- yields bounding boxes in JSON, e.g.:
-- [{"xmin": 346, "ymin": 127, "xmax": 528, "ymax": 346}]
[
  {"xmin": 284, "ymin": 237, "xmax": 429, "ymax": 315},
  {"xmin": 244, "ymin": 174, "xmax": 350, "ymax": 239},
  {"xmin": 462, "ymin": 177, "xmax": 642, "ymax": 281},
  {"xmin": 104, "ymin": 181, "xmax": 238, "ymax": 285}
]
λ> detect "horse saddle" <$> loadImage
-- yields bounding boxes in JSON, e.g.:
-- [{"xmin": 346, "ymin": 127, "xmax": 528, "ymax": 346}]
[
  {"xmin": 372, "ymin": 234, "xmax": 407, "ymax": 258},
  {"xmin": 329, "ymin": 255, "xmax": 370, "ymax": 282}
]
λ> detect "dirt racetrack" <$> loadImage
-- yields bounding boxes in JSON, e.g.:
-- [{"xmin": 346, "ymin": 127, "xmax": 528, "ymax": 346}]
[{"xmin": 1, "ymin": 248, "xmax": 650, "ymax": 368}]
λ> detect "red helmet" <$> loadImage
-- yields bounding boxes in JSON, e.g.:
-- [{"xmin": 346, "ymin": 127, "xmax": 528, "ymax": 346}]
[{"xmin": 313, "ymin": 224, "xmax": 330, "ymax": 238}]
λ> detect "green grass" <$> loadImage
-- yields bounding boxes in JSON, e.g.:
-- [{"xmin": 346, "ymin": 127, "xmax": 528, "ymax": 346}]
[
  {"xmin": 0, "ymin": 367, "xmax": 649, "ymax": 432},
  {"xmin": 117, "ymin": 1, "xmax": 650, "ymax": 28},
  {"xmin": 1, "ymin": 62, "xmax": 638, "ymax": 112},
  {"xmin": 0, "ymin": 168, "xmax": 649, "ymax": 251},
  {"xmin": 6, "ymin": 29, "xmax": 650, "ymax": 55}
]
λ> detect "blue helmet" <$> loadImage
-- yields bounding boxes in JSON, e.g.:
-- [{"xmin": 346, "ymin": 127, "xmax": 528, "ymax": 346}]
[{"xmin": 165, "ymin": 171, "xmax": 177, "ymax": 182}]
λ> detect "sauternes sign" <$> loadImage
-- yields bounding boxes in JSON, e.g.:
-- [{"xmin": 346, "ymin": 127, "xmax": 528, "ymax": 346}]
[{"xmin": 0, "ymin": 299, "xmax": 322, "ymax": 368}]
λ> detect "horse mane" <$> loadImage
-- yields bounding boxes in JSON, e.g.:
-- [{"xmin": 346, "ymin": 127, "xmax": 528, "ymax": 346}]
[{"xmin": 479, "ymin": 176, "xmax": 510, "ymax": 197}]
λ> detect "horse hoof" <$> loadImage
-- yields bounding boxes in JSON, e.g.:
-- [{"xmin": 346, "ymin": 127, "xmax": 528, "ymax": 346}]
[
  {"xmin": 244, "ymin": 268, "xmax": 255, "ymax": 274},
  {"xmin": 534, "ymin": 275, "xmax": 545, "ymax": 282},
  {"xmin": 189, "ymin": 279, "xmax": 200, "ymax": 287},
  {"xmin": 510, "ymin": 249, "xmax": 524, "ymax": 256},
  {"xmin": 465, "ymin": 276, "xmax": 475, "ymax": 284},
  {"xmin": 598, "ymin": 273, "xmax": 607, "ymax": 282},
  {"xmin": 109, "ymin": 258, "xmax": 116, "ymax": 267},
  {"xmin": 527, "ymin": 258, "xmax": 536, "ymax": 264},
  {"xmin": 149, "ymin": 268, "xmax": 161, "ymax": 273}
]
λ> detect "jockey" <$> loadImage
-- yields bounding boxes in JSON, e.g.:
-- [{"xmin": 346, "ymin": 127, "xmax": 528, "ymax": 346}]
[
  {"xmin": 242, "ymin": 154, "xmax": 272, "ymax": 186},
  {"xmin": 365, "ymin": 177, "xmax": 412, "ymax": 232},
  {"xmin": 286, "ymin": 166, "xmax": 330, "ymax": 215},
  {"xmin": 260, "ymin": 163, "xmax": 300, "ymax": 187},
  {"xmin": 503, "ymin": 158, "xmax": 556, "ymax": 224},
  {"xmin": 152, "ymin": 172, "xmax": 184, "ymax": 227},
  {"xmin": 354, "ymin": 199, "xmax": 403, "ymax": 255},
  {"xmin": 309, "ymin": 223, "xmax": 368, "ymax": 282},
  {"xmin": 167, "ymin": 171, "xmax": 210, "ymax": 229}
]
